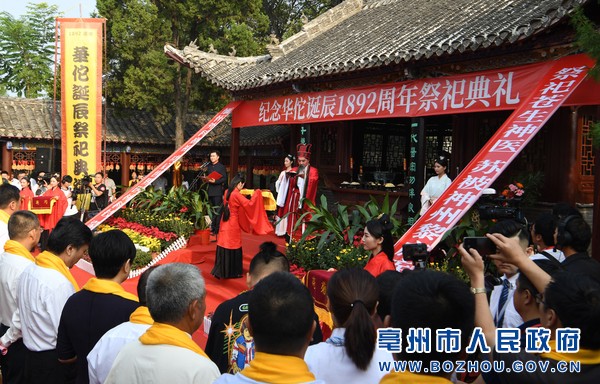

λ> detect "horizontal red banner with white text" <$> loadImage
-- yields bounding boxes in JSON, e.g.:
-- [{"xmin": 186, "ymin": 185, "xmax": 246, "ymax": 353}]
[{"xmin": 232, "ymin": 55, "xmax": 599, "ymax": 127}]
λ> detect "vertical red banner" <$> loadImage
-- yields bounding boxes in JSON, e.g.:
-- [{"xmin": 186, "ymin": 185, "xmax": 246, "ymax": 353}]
[
  {"xmin": 393, "ymin": 54, "xmax": 595, "ymax": 270},
  {"xmin": 59, "ymin": 18, "xmax": 105, "ymax": 178}
]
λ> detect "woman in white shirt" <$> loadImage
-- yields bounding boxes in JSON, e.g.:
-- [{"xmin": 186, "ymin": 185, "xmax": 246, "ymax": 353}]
[
  {"xmin": 304, "ymin": 268, "xmax": 393, "ymax": 383},
  {"xmin": 420, "ymin": 155, "xmax": 452, "ymax": 215},
  {"xmin": 274, "ymin": 154, "xmax": 294, "ymax": 236}
]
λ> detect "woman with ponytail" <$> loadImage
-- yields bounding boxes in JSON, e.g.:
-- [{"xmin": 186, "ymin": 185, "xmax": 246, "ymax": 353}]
[
  {"xmin": 304, "ymin": 268, "xmax": 393, "ymax": 383},
  {"xmin": 211, "ymin": 174, "xmax": 273, "ymax": 279},
  {"xmin": 363, "ymin": 214, "xmax": 396, "ymax": 277}
]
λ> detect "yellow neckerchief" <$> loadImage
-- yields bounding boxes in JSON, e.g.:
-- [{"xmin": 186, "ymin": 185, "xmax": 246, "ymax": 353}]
[
  {"xmin": 539, "ymin": 340, "xmax": 600, "ymax": 364},
  {"xmin": 35, "ymin": 250, "xmax": 79, "ymax": 291},
  {"xmin": 139, "ymin": 322, "xmax": 208, "ymax": 359},
  {"xmin": 241, "ymin": 352, "xmax": 316, "ymax": 384},
  {"xmin": 129, "ymin": 306, "xmax": 154, "ymax": 325},
  {"xmin": 379, "ymin": 371, "xmax": 453, "ymax": 384},
  {"xmin": 0, "ymin": 210, "xmax": 10, "ymax": 224},
  {"xmin": 4, "ymin": 240, "xmax": 35, "ymax": 262},
  {"xmin": 82, "ymin": 278, "xmax": 139, "ymax": 302}
]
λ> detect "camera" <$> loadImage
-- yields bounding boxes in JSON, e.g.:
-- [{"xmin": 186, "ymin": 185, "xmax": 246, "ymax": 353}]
[
  {"xmin": 402, "ymin": 243, "xmax": 429, "ymax": 269},
  {"xmin": 463, "ymin": 237, "xmax": 497, "ymax": 256},
  {"xmin": 73, "ymin": 175, "xmax": 92, "ymax": 194},
  {"xmin": 477, "ymin": 194, "xmax": 525, "ymax": 223}
]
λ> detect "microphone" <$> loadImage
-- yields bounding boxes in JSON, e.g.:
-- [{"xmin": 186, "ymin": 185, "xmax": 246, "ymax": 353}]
[{"xmin": 200, "ymin": 161, "xmax": 210, "ymax": 169}]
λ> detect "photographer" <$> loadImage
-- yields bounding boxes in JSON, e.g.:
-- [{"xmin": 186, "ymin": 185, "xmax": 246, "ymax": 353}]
[{"xmin": 89, "ymin": 172, "xmax": 108, "ymax": 212}]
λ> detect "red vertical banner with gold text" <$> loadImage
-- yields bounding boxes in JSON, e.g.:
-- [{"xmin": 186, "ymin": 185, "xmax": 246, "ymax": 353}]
[{"xmin": 59, "ymin": 18, "xmax": 104, "ymax": 178}]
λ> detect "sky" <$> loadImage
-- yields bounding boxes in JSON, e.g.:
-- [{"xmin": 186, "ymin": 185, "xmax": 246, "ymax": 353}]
[{"xmin": 1, "ymin": 0, "xmax": 97, "ymax": 18}]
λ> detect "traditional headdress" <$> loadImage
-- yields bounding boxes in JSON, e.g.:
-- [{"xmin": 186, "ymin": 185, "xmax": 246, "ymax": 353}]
[{"xmin": 296, "ymin": 143, "xmax": 312, "ymax": 159}]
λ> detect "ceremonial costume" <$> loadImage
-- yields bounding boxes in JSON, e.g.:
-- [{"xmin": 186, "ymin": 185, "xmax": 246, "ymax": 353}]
[
  {"xmin": 280, "ymin": 144, "xmax": 319, "ymax": 237},
  {"xmin": 19, "ymin": 186, "xmax": 34, "ymax": 211},
  {"xmin": 17, "ymin": 251, "xmax": 78, "ymax": 384},
  {"xmin": 39, "ymin": 186, "xmax": 68, "ymax": 231},
  {"xmin": 57, "ymin": 278, "xmax": 139, "ymax": 384},
  {"xmin": 0, "ymin": 241, "xmax": 36, "ymax": 383},
  {"xmin": 275, "ymin": 168, "xmax": 292, "ymax": 236},
  {"xmin": 87, "ymin": 306, "xmax": 153, "ymax": 384},
  {"xmin": 214, "ymin": 352, "xmax": 325, "ymax": 384},
  {"xmin": 305, "ymin": 327, "xmax": 394, "ymax": 384},
  {"xmin": 420, "ymin": 173, "xmax": 451, "ymax": 215},
  {"xmin": 212, "ymin": 189, "xmax": 272, "ymax": 279},
  {"xmin": 364, "ymin": 251, "xmax": 396, "ymax": 277},
  {"xmin": 105, "ymin": 323, "xmax": 219, "ymax": 384}
]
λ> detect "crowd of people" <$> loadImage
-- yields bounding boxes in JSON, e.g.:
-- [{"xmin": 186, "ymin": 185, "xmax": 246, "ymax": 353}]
[{"xmin": 1, "ymin": 146, "xmax": 600, "ymax": 384}]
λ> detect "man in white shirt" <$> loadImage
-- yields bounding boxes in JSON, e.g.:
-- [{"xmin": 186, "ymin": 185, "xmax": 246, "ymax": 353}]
[
  {"xmin": 17, "ymin": 218, "xmax": 93, "ymax": 384},
  {"xmin": 530, "ymin": 212, "xmax": 565, "ymax": 264},
  {"xmin": 105, "ymin": 263, "xmax": 219, "ymax": 384},
  {"xmin": 0, "ymin": 184, "xmax": 21, "ymax": 251},
  {"xmin": 87, "ymin": 267, "xmax": 156, "ymax": 384},
  {"xmin": 0, "ymin": 211, "xmax": 41, "ymax": 383},
  {"xmin": 487, "ymin": 220, "xmax": 526, "ymax": 328},
  {"xmin": 104, "ymin": 172, "xmax": 117, "ymax": 202}
]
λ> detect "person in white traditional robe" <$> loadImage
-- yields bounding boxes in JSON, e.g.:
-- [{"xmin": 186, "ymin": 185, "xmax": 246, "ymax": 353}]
[
  {"xmin": 420, "ymin": 155, "xmax": 451, "ymax": 215},
  {"xmin": 274, "ymin": 154, "xmax": 294, "ymax": 236},
  {"xmin": 104, "ymin": 263, "xmax": 219, "ymax": 384}
]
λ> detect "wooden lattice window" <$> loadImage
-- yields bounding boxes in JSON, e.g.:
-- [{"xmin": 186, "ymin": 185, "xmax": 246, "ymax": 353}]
[{"xmin": 580, "ymin": 114, "xmax": 595, "ymax": 177}]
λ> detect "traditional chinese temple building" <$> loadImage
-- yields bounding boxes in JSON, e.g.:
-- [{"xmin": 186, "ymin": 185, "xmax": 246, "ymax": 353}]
[
  {"xmin": 0, "ymin": 97, "xmax": 288, "ymax": 188},
  {"xmin": 166, "ymin": 0, "xmax": 600, "ymax": 257}
]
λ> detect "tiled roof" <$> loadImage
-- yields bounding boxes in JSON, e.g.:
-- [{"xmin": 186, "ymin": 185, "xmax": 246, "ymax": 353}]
[
  {"xmin": 0, "ymin": 97, "xmax": 288, "ymax": 147},
  {"xmin": 167, "ymin": 0, "xmax": 587, "ymax": 91}
]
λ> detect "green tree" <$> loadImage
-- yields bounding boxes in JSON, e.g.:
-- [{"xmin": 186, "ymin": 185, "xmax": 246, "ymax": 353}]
[
  {"xmin": 572, "ymin": 4, "xmax": 600, "ymax": 78},
  {"xmin": 262, "ymin": 0, "xmax": 342, "ymax": 40},
  {"xmin": 97, "ymin": 0, "xmax": 268, "ymax": 148},
  {"xmin": 0, "ymin": 2, "xmax": 61, "ymax": 98}
]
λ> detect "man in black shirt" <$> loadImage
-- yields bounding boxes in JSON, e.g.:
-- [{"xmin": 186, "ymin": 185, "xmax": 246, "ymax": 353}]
[
  {"xmin": 556, "ymin": 215, "xmax": 600, "ymax": 283},
  {"xmin": 205, "ymin": 242, "xmax": 322, "ymax": 373},
  {"xmin": 57, "ymin": 230, "xmax": 139, "ymax": 384},
  {"xmin": 205, "ymin": 150, "xmax": 227, "ymax": 233},
  {"xmin": 89, "ymin": 172, "xmax": 108, "ymax": 211}
]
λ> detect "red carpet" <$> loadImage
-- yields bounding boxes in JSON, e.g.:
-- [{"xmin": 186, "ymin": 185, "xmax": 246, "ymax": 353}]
[{"xmin": 71, "ymin": 232, "xmax": 287, "ymax": 348}]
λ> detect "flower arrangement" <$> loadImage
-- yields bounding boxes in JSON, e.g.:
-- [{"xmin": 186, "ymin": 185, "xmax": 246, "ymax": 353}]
[
  {"xmin": 501, "ymin": 182, "xmax": 524, "ymax": 199},
  {"xmin": 97, "ymin": 225, "xmax": 162, "ymax": 252},
  {"xmin": 286, "ymin": 238, "xmax": 369, "ymax": 271},
  {"xmin": 121, "ymin": 208, "xmax": 194, "ymax": 239}
]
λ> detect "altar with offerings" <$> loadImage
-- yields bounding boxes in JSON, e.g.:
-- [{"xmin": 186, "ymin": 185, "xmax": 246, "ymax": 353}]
[{"xmin": 240, "ymin": 189, "xmax": 277, "ymax": 211}]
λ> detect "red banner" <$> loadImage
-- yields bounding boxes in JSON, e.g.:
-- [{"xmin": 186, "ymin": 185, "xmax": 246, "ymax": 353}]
[
  {"xmin": 231, "ymin": 55, "xmax": 598, "ymax": 128},
  {"xmin": 392, "ymin": 54, "xmax": 595, "ymax": 270},
  {"xmin": 85, "ymin": 102, "xmax": 242, "ymax": 230}
]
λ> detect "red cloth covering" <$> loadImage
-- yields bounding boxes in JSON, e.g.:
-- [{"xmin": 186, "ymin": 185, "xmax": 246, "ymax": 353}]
[
  {"xmin": 217, "ymin": 189, "xmax": 273, "ymax": 250},
  {"xmin": 38, "ymin": 187, "xmax": 68, "ymax": 230},
  {"xmin": 20, "ymin": 187, "xmax": 34, "ymax": 210},
  {"xmin": 303, "ymin": 269, "xmax": 335, "ymax": 340},
  {"xmin": 282, "ymin": 166, "xmax": 319, "ymax": 236},
  {"xmin": 364, "ymin": 251, "xmax": 396, "ymax": 277}
]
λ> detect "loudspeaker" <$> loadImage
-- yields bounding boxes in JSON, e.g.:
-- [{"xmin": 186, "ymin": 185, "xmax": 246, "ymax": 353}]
[
  {"xmin": 556, "ymin": 215, "xmax": 578, "ymax": 248},
  {"xmin": 35, "ymin": 148, "xmax": 52, "ymax": 173}
]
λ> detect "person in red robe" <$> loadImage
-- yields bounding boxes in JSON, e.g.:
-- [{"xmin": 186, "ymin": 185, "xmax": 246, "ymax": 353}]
[
  {"xmin": 280, "ymin": 143, "xmax": 319, "ymax": 239},
  {"xmin": 39, "ymin": 175, "xmax": 68, "ymax": 231},
  {"xmin": 212, "ymin": 174, "xmax": 273, "ymax": 279},
  {"xmin": 19, "ymin": 178, "xmax": 34, "ymax": 210},
  {"xmin": 363, "ymin": 214, "xmax": 396, "ymax": 277}
]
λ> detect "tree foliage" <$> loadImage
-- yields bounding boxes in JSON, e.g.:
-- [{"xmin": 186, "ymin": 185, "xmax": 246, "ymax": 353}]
[
  {"xmin": 572, "ymin": 4, "xmax": 600, "ymax": 78},
  {"xmin": 97, "ymin": 0, "xmax": 269, "ymax": 147},
  {"xmin": 0, "ymin": 2, "xmax": 61, "ymax": 98}
]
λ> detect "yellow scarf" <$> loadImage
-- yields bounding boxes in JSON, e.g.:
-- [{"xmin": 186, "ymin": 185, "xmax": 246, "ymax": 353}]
[
  {"xmin": 379, "ymin": 371, "xmax": 453, "ymax": 384},
  {"xmin": 82, "ymin": 278, "xmax": 139, "ymax": 302},
  {"xmin": 139, "ymin": 323, "xmax": 208, "ymax": 359},
  {"xmin": 4, "ymin": 240, "xmax": 35, "ymax": 262},
  {"xmin": 35, "ymin": 251, "xmax": 79, "ymax": 291},
  {"xmin": 129, "ymin": 306, "xmax": 154, "ymax": 325},
  {"xmin": 0, "ymin": 210, "xmax": 10, "ymax": 224},
  {"xmin": 241, "ymin": 352, "xmax": 316, "ymax": 384},
  {"xmin": 539, "ymin": 340, "xmax": 600, "ymax": 364}
]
